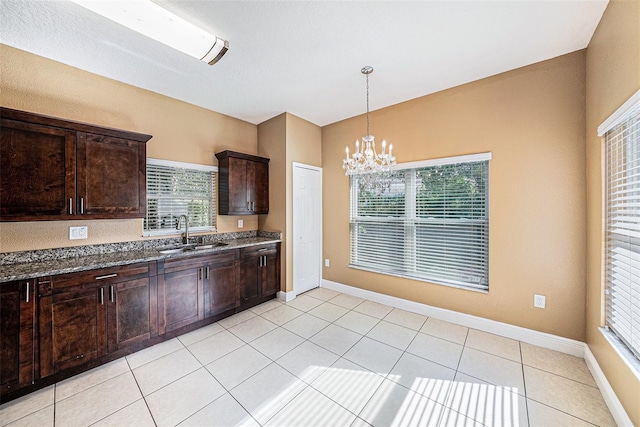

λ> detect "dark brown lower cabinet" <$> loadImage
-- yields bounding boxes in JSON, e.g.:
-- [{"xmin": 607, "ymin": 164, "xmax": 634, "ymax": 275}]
[
  {"xmin": 204, "ymin": 251, "xmax": 239, "ymax": 317},
  {"xmin": 0, "ymin": 279, "xmax": 37, "ymax": 395},
  {"xmin": 158, "ymin": 257, "xmax": 206, "ymax": 334},
  {"xmin": 239, "ymin": 244, "xmax": 281, "ymax": 307},
  {"xmin": 107, "ymin": 276, "xmax": 157, "ymax": 352},
  {"xmin": 1, "ymin": 243, "xmax": 279, "ymax": 402},
  {"xmin": 39, "ymin": 263, "xmax": 154, "ymax": 376}
]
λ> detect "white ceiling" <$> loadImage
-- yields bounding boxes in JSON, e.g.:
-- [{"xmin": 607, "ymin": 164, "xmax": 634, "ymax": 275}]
[{"xmin": 1, "ymin": 0, "xmax": 608, "ymax": 127}]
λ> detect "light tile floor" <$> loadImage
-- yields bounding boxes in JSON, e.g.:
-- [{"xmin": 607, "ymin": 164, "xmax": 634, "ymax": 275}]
[{"xmin": 0, "ymin": 288, "xmax": 616, "ymax": 427}]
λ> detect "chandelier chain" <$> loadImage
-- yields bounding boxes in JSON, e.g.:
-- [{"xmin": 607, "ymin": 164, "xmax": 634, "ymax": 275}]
[{"xmin": 366, "ymin": 72, "xmax": 370, "ymax": 136}]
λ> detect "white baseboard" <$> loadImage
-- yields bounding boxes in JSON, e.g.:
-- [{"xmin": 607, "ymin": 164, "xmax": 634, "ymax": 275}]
[
  {"xmin": 276, "ymin": 290, "xmax": 296, "ymax": 302},
  {"xmin": 322, "ymin": 279, "xmax": 585, "ymax": 356},
  {"xmin": 320, "ymin": 279, "xmax": 632, "ymax": 425},
  {"xmin": 584, "ymin": 345, "xmax": 634, "ymax": 427}
]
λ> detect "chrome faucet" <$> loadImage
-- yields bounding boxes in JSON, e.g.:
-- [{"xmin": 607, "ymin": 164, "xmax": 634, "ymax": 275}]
[{"xmin": 176, "ymin": 215, "xmax": 190, "ymax": 244}]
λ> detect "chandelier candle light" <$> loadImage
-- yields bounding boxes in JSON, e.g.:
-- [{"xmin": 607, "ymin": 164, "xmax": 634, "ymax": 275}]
[{"xmin": 343, "ymin": 66, "xmax": 396, "ymax": 176}]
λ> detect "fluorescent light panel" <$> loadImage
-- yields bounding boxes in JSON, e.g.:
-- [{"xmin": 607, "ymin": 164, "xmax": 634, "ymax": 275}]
[{"xmin": 72, "ymin": 0, "xmax": 228, "ymax": 65}]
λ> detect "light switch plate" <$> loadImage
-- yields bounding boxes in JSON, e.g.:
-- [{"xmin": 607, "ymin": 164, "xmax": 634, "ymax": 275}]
[
  {"xmin": 534, "ymin": 294, "xmax": 546, "ymax": 309},
  {"xmin": 69, "ymin": 226, "xmax": 88, "ymax": 240},
  {"xmin": 325, "ymin": 259, "xmax": 330, "ymax": 267},
  {"xmin": 238, "ymin": 219, "xmax": 244, "ymax": 228}
]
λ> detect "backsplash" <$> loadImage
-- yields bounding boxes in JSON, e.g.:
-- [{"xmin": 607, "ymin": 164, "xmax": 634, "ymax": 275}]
[{"xmin": 0, "ymin": 230, "xmax": 282, "ymax": 266}]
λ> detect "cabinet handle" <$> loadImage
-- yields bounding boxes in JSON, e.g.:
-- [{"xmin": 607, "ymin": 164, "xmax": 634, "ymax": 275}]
[
  {"xmin": 69, "ymin": 198, "xmax": 73, "ymax": 215},
  {"xmin": 252, "ymin": 201, "xmax": 255, "ymax": 211},
  {"xmin": 80, "ymin": 198, "xmax": 84, "ymax": 214},
  {"xmin": 110, "ymin": 285, "xmax": 115, "ymax": 303},
  {"xmin": 199, "ymin": 268, "xmax": 202, "ymax": 280},
  {"xmin": 206, "ymin": 266, "xmax": 210, "ymax": 280},
  {"xmin": 99, "ymin": 287, "xmax": 104, "ymax": 305},
  {"xmin": 257, "ymin": 248, "xmax": 268, "ymax": 252},
  {"xmin": 247, "ymin": 201, "xmax": 250, "ymax": 210},
  {"xmin": 25, "ymin": 282, "xmax": 30, "ymax": 303},
  {"xmin": 96, "ymin": 273, "xmax": 117, "ymax": 280},
  {"xmin": 263, "ymin": 256, "xmax": 267, "ymax": 267}
]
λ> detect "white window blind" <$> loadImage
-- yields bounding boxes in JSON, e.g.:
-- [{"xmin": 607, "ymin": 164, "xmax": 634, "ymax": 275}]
[
  {"xmin": 350, "ymin": 153, "xmax": 490, "ymax": 291},
  {"xmin": 605, "ymin": 103, "xmax": 640, "ymax": 360},
  {"xmin": 144, "ymin": 158, "xmax": 216, "ymax": 235}
]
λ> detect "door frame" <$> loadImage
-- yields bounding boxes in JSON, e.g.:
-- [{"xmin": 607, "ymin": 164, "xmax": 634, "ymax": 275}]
[{"xmin": 292, "ymin": 162, "xmax": 323, "ymax": 297}]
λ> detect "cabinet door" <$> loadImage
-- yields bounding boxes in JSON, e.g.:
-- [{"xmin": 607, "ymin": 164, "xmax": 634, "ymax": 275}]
[
  {"xmin": 204, "ymin": 255, "xmax": 239, "ymax": 318},
  {"xmin": 227, "ymin": 157, "xmax": 250, "ymax": 214},
  {"xmin": 48, "ymin": 285, "xmax": 107, "ymax": 373},
  {"xmin": 261, "ymin": 250, "xmax": 280, "ymax": 297},
  {"xmin": 239, "ymin": 255, "xmax": 260, "ymax": 305},
  {"xmin": 158, "ymin": 267, "xmax": 204, "ymax": 334},
  {"xmin": 0, "ymin": 119, "xmax": 76, "ymax": 219},
  {"xmin": 251, "ymin": 160, "xmax": 269, "ymax": 214},
  {"xmin": 76, "ymin": 132, "xmax": 146, "ymax": 217},
  {"xmin": 107, "ymin": 277, "xmax": 154, "ymax": 352},
  {"xmin": 0, "ymin": 280, "xmax": 36, "ymax": 394}
]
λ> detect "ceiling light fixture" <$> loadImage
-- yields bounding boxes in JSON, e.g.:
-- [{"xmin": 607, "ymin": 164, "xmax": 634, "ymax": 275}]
[
  {"xmin": 72, "ymin": 0, "xmax": 229, "ymax": 65},
  {"xmin": 343, "ymin": 66, "xmax": 396, "ymax": 179}
]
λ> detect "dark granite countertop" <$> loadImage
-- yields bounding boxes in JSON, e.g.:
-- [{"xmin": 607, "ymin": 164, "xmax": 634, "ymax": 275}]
[{"xmin": 0, "ymin": 236, "xmax": 281, "ymax": 283}]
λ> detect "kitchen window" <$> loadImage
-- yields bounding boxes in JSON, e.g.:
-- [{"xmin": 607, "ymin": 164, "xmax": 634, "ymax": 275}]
[
  {"xmin": 350, "ymin": 153, "xmax": 491, "ymax": 291},
  {"xmin": 144, "ymin": 158, "xmax": 217, "ymax": 236},
  {"xmin": 602, "ymin": 90, "xmax": 640, "ymax": 361}
]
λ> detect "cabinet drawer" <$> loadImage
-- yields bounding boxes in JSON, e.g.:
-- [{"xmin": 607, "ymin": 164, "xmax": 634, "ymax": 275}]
[
  {"xmin": 51, "ymin": 262, "xmax": 150, "ymax": 290},
  {"xmin": 161, "ymin": 250, "xmax": 237, "ymax": 274},
  {"xmin": 241, "ymin": 244, "xmax": 277, "ymax": 257}
]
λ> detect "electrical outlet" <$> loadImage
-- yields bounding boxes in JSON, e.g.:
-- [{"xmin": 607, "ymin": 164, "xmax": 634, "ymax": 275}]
[
  {"xmin": 69, "ymin": 226, "xmax": 88, "ymax": 240},
  {"xmin": 534, "ymin": 294, "xmax": 546, "ymax": 309},
  {"xmin": 325, "ymin": 259, "xmax": 330, "ymax": 267},
  {"xmin": 237, "ymin": 219, "xmax": 243, "ymax": 228}
]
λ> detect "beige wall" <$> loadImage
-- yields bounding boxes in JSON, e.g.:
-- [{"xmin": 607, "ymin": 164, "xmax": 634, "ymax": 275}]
[
  {"xmin": 285, "ymin": 113, "xmax": 323, "ymax": 292},
  {"xmin": 0, "ymin": 45, "xmax": 258, "ymax": 253},
  {"xmin": 323, "ymin": 51, "xmax": 587, "ymax": 341},
  {"xmin": 258, "ymin": 113, "xmax": 322, "ymax": 292},
  {"xmin": 585, "ymin": 0, "xmax": 640, "ymax": 424},
  {"xmin": 258, "ymin": 113, "xmax": 288, "ymax": 290}
]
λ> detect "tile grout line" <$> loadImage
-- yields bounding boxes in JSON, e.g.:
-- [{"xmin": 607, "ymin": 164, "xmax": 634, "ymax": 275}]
[
  {"xmin": 124, "ymin": 355, "xmax": 158, "ymax": 427},
  {"xmin": 519, "ymin": 340, "xmax": 531, "ymax": 427}
]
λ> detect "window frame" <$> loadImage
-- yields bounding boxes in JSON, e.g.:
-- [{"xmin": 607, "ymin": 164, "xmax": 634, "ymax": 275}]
[
  {"xmin": 600, "ymin": 89, "xmax": 640, "ymax": 363},
  {"xmin": 349, "ymin": 152, "xmax": 491, "ymax": 292},
  {"xmin": 143, "ymin": 158, "xmax": 217, "ymax": 237}
]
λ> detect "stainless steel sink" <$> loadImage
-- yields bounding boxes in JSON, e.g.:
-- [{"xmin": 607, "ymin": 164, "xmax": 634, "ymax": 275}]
[
  {"xmin": 159, "ymin": 242, "xmax": 228, "ymax": 254},
  {"xmin": 158, "ymin": 248, "xmax": 184, "ymax": 254}
]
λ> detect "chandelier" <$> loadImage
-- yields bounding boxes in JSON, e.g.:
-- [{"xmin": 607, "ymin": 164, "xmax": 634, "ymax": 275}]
[{"xmin": 343, "ymin": 66, "xmax": 396, "ymax": 178}]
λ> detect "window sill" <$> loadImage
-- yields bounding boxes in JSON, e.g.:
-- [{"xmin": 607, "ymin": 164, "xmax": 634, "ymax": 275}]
[
  {"xmin": 143, "ymin": 226, "xmax": 216, "ymax": 238},
  {"xmin": 348, "ymin": 264, "xmax": 489, "ymax": 294},
  {"xmin": 598, "ymin": 327, "xmax": 640, "ymax": 382}
]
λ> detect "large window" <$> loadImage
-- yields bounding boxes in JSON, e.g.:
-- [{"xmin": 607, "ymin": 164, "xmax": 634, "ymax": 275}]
[
  {"xmin": 603, "ymin": 93, "xmax": 640, "ymax": 360},
  {"xmin": 350, "ymin": 153, "xmax": 490, "ymax": 291},
  {"xmin": 144, "ymin": 158, "xmax": 216, "ymax": 236}
]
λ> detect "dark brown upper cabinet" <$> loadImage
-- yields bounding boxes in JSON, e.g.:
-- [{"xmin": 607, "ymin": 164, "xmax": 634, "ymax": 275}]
[
  {"xmin": 216, "ymin": 150, "xmax": 269, "ymax": 215},
  {"xmin": 0, "ymin": 107, "xmax": 151, "ymax": 221}
]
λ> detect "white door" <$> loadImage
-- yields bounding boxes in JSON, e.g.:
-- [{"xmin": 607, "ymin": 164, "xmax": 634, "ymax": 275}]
[{"xmin": 293, "ymin": 163, "xmax": 322, "ymax": 295}]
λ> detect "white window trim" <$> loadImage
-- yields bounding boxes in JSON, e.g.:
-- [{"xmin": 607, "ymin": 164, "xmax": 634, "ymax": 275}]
[
  {"xmin": 393, "ymin": 152, "xmax": 492, "ymax": 171},
  {"xmin": 350, "ymin": 152, "xmax": 491, "ymax": 292},
  {"xmin": 143, "ymin": 158, "xmax": 218, "ymax": 237},
  {"xmin": 147, "ymin": 157, "xmax": 218, "ymax": 173},
  {"xmin": 602, "ymin": 92, "xmax": 640, "ymax": 363},
  {"xmin": 598, "ymin": 88, "xmax": 640, "ymax": 136}
]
